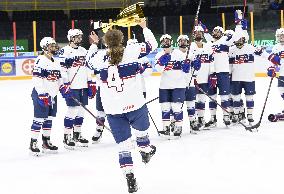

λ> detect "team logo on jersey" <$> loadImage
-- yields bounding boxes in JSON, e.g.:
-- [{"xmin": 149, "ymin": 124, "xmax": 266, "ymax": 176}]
[
  {"xmin": 233, "ymin": 54, "xmax": 254, "ymax": 64},
  {"xmin": 212, "ymin": 44, "xmax": 229, "ymax": 54},
  {"xmin": 22, "ymin": 59, "xmax": 35, "ymax": 75},
  {"xmin": 46, "ymin": 70, "xmax": 61, "ymax": 81},
  {"xmin": 196, "ymin": 54, "xmax": 212, "ymax": 63},
  {"xmin": 278, "ymin": 51, "xmax": 284, "ymax": 58},
  {"xmin": 72, "ymin": 56, "xmax": 85, "ymax": 67}
]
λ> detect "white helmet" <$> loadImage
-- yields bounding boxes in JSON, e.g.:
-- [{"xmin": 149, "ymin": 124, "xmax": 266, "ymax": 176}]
[
  {"xmin": 127, "ymin": 38, "xmax": 138, "ymax": 46},
  {"xmin": 160, "ymin": 34, "xmax": 172, "ymax": 42},
  {"xmin": 194, "ymin": 26, "xmax": 204, "ymax": 32},
  {"xmin": 67, "ymin": 29, "xmax": 83, "ymax": 41},
  {"xmin": 177, "ymin": 35, "xmax": 189, "ymax": 42},
  {"xmin": 233, "ymin": 30, "xmax": 249, "ymax": 44},
  {"xmin": 40, "ymin": 37, "xmax": 56, "ymax": 50},
  {"xmin": 213, "ymin": 26, "xmax": 225, "ymax": 34}
]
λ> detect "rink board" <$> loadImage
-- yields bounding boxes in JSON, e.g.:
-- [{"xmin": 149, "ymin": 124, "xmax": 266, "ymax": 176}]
[{"xmin": 0, "ymin": 53, "xmax": 274, "ymax": 80}]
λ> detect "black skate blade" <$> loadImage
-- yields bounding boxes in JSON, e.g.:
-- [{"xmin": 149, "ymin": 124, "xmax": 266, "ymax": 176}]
[
  {"xmin": 42, "ymin": 148, "xmax": 58, "ymax": 154},
  {"xmin": 64, "ymin": 145, "xmax": 75, "ymax": 150},
  {"xmin": 29, "ymin": 151, "xmax": 41, "ymax": 157}
]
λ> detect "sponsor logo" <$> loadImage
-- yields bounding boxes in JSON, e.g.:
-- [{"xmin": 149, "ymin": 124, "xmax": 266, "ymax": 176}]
[
  {"xmin": 1, "ymin": 62, "xmax": 13, "ymax": 74},
  {"xmin": 22, "ymin": 59, "xmax": 35, "ymax": 75}
]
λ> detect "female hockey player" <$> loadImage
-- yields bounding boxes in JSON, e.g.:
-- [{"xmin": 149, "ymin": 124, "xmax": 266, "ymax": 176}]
[
  {"xmin": 176, "ymin": 34, "xmax": 201, "ymax": 132},
  {"xmin": 29, "ymin": 37, "xmax": 61, "ymax": 156},
  {"xmin": 229, "ymin": 16, "xmax": 268, "ymax": 124},
  {"xmin": 267, "ymin": 28, "xmax": 284, "ymax": 115},
  {"xmin": 59, "ymin": 29, "xmax": 96, "ymax": 149},
  {"xmin": 87, "ymin": 19, "xmax": 157, "ymax": 193},
  {"xmin": 188, "ymin": 25, "xmax": 215, "ymax": 130}
]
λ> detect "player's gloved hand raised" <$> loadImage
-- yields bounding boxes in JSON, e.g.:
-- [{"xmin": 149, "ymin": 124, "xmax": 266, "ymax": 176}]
[
  {"xmin": 181, "ymin": 59, "xmax": 190, "ymax": 73},
  {"xmin": 209, "ymin": 73, "xmax": 218, "ymax": 88},
  {"xmin": 241, "ymin": 19, "xmax": 248, "ymax": 30},
  {"xmin": 191, "ymin": 59, "xmax": 201, "ymax": 71},
  {"xmin": 38, "ymin": 93, "xmax": 51, "ymax": 107},
  {"xmin": 267, "ymin": 66, "xmax": 277, "ymax": 77},
  {"xmin": 59, "ymin": 82, "xmax": 72, "ymax": 98},
  {"xmin": 87, "ymin": 81, "xmax": 96, "ymax": 99},
  {"xmin": 198, "ymin": 21, "xmax": 208, "ymax": 33},
  {"xmin": 158, "ymin": 53, "xmax": 171, "ymax": 66},
  {"xmin": 268, "ymin": 54, "xmax": 281, "ymax": 66},
  {"xmin": 234, "ymin": 10, "xmax": 243, "ymax": 24}
]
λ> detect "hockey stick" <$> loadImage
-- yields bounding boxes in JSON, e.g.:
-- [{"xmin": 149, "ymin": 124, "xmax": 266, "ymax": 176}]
[
  {"xmin": 245, "ymin": 77, "xmax": 274, "ymax": 131},
  {"xmin": 70, "ymin": 96, "xmax": 112, "ymax": 133},
  {"xmin": 148, "ymin": 110, "xmax": 160, "ymax": 136},
  {"xmin": 194, "ymin": 82, "xmax": 254, "ymax": 132}
]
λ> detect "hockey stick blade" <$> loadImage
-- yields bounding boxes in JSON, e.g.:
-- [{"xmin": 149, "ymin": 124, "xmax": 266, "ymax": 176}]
[{"xmin": 244, "ymin": 122, "xmax": 260, "ymax": 132}]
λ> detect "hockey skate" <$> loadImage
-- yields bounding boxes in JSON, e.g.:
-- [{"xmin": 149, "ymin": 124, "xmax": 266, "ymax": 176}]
[
  {"xmin": 92, "ymin": 127, "xmax": 103, "ymax": 144},
  {"xmin": 139, "ymin": 145, "xmax": 156, "ymax": 164},
  {"xmin": 158, "ymin": 126, "xmax": 171, "ymax": 136},
  {"xmin": 173, "ymin": 126, "xmax": 182, "ymax": 137},
  {"xmin": 231, "ymin": 114, "xmax": 239, "ymax": 124},
  {"xmin": 190, "ymin": 120, "xmax": 200, "ymax": 134},
  {"xmin": 73, "ymin": 132, "xmax": 89, "ymax": 147},
  {"xmin": 169, "ymin": 121, "xmax": 175, "ymax": 132},
  {"xmin": 126, "ymin": 173, "xmax": 138, "ymax": 193},
  {"xmin": 247, "ymin": 114, "xmax": 254, "ymax": 125},
  {"xmin": 42, "ymin": 135, "xmax": 58, "ymax": 154},
  {"xmin": 223, "ymin": 115, "xmax": 231, "ymax": 126},
  {"xmin": 197, "ymin": 117, "xmax": 205, "ymax": 129},
  {"xmin": 29, "ymin": 138, "xmax": 41, "ymax": 156},
  {"xmin": 204, "ymin": 115, "xmax": 217, "ymax": 129},
  {"xmin": 63, "ymin": 134, "xmax": 75, "ymax": 150}
]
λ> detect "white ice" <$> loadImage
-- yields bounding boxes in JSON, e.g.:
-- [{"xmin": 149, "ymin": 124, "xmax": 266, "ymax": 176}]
[{"xmin": 1, "ymin": 76, "xmax": 284, "ymax": 194}]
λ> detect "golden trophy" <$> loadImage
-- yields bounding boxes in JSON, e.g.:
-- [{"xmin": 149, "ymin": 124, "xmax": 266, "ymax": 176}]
[{"xmin": 93, "ymin": 2, "xmax": 145, "ymax": 33}]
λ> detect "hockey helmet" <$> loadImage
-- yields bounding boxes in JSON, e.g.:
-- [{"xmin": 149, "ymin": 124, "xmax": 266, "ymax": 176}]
[
  {"xmin": 67, "ymin": 29, "xmax": 83, "ymax": 42},
  {"xmin": 177, "ymin": 35, "xmax": 189, "ymax": 48},
  {"xmin": 160, "ymin": 34, "xmax": 172, "ymax": 48},
  {"xmin": 276, "ymin": 28, "xmax": 284, "ymax": 43}
]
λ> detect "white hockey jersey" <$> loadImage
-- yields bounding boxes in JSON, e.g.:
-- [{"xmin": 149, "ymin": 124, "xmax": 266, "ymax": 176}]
[
  {"xmin": 87, "ymin": 27, "xmax": 158, "ymax": 114},
  {"xmin": 155, "ymin": 48, "xmax": 187, "ymax": 89},
  {"xmin": 32, "ymin": 55, "xmax": 63, "ymax": 97},
  {"xmin": 58, "ymin": 45, "xmax": 92, "ymax": 89},
  {"xmin": 188, "ymin": 42, "xmax": 215, "ymax": 84},
  {"xmin": 205, "ymin": 33, "xmax": 232, "ymax": 73},
  {"xmin": 139, "ymin": 56, "xmax": 152, "ymax": 93},
  {"xmin": 229, "ymin": 43, "xmax": 268, "ymax": 82},
  {"xmin": 270, "ymin": 43, "xmax": 284, "ymax": 77}
]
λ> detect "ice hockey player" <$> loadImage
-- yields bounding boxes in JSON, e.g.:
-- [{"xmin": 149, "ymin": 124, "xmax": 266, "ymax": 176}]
[
  {"xmin": 87, "ymin": 19, "xmax": 157, "ymax": 193},
  {"xmin": 176, "ymin": 34, "xmax": 201, "ymax": 132},
  {"xmin": 155, "ymin": 34, "xmax": 187, "ymax": 136},
  {"xmin": 29, "ymin": 37, "xmax": 61, "ymax": 156},
  {"xmin": 267, "ymin": 28, "xmax": 284, "ymax": 114},
  {"xmin": 59, "ymin": 29, "xmax": 96, "ymax": 148},
  {"xmin": 229, "ymin": 11, "xmax": 268, "ymax": 124},
  {"xmin": 202, "ymin": 21, "xmax": 234, "ymax": 127},
  {"xmin": 188, "ymin": 25, "xmax": 214, "ymax": 129}
]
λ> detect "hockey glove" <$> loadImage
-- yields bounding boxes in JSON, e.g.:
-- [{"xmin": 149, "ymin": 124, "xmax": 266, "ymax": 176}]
[
  {"xmin": 158, "ymin": 54, "xmax": 171, "ymax": 66},
  {"xmin": 181, "ymin": 59, "xmax": 190, "ymax": 73},
  {"xmin": 191, "ymin": 59, "xmax": 201, "ymax": 71},
  {"xmin": 267, "ymin": 66, "xmax": 277, "ymax": 77},
  {"xmin": 59, "ymin": 82, "xmax": 72, "ymax": 98},
  {"xmin": 234, "ymin": 10, "xmax": 243, "ymax": 24},
  {"xmin": 87, "ymin": 81, "xmax": 96, "ymax": 99},
  {"xmin": 38, "ymin": 93, "xmax": 51, "ymax": 107},
  {"xmin": 140, "ymin": 63, "xmax": 152, "ymax": 74},
  {"xmin": 241, "ymin": 19, "xmax": 248, "ymax": 30},
  {"xmin": 268, "ymin": 54, "xmax": 281, "ymax": 66},
  {"xmin": 209, "ymin": 74, "xmax": 218, "ymax": 88},
  {"xmin": 199, "ymin": 21, "xmax": 208, "ymax": 33}
]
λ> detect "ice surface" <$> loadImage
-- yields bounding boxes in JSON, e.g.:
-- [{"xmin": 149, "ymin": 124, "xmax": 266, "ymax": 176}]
[{"xmin": 1, "ymin": 76, "xmax": 284, "ymax": 194}]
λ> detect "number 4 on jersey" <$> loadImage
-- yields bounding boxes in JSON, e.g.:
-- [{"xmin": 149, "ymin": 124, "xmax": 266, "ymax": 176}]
[{"xmin": 107, "ymin": 65, "xmax": 124, "ymax": 92}]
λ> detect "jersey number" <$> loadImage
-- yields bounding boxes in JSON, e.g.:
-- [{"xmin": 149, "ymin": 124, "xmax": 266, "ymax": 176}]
[{"xmin": 107, "ymin": 66, "xmax": 124, "ymax": 92}]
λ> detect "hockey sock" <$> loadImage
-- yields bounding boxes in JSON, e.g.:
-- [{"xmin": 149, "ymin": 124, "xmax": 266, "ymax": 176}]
[
  {"xmin": 186, "ymin": 101, "xmax": 196, "ymax": 121},
  {"xmin": 31, "ymin": 118, "xmax": 44, "ymax": 140},
  {"xmin": 246, "ymin": 95, "xmax": 254, "ymax": 115},
  {"xmin": 196, "ymin": 101, "xmax": 205, "ymax": 118},
  {"xmin": 74, "ymin": 116, "xmax": 84, "ymax": 132},
  {"xmin": 42, "ymin": 118, "xmax": 52, "ymax": 137},
  {"xmin": 64, "ymin": 117, "xmax": 74, "ymax": 134},
  {"xmin": 220, "ymin": 95, "xmax": 230, "ymax": 115}
]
